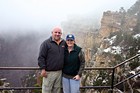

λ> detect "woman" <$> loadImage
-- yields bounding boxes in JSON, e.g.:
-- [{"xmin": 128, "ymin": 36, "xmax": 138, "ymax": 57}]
[{"xmin": 62, "ymin": 34, "xmax": 85, "ymax": 93}]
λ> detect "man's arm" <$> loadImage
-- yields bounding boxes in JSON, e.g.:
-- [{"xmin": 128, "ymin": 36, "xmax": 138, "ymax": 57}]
[{"xmin": 38, "ymin": 41, "xmax": 48, "ymax": 70}]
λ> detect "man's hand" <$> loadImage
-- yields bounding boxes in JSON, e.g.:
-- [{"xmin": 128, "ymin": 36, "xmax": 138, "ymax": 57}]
[{"xmin": 41, "ymin": 69, "xmax": 47, "ymax": 77}]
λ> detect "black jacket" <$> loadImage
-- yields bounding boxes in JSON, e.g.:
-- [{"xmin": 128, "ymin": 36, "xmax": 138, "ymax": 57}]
[
  {"xmin": 63, "ymin": 44, "xmax": 85, "ymax": 78},
  {"xmin": 38, "ymin": 37, "xmax": 65, "ymax": 71}
]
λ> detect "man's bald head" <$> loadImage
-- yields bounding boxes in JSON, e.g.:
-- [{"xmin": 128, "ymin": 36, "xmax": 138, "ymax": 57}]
[
  {"xmin": 52, "ymin": 27, "xmax": 62, "ymax": 33},
  {"xmin": 51, "ymin": 26, "xmax": 62, "ymax": 41}
]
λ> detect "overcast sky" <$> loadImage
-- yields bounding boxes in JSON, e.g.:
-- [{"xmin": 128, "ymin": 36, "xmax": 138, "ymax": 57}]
[{"xmin": 0, "ymin": 0, "xmax": 137, "ymax": 32}]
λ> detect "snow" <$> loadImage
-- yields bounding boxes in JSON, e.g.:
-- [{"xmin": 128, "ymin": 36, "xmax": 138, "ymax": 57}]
[
  {"xmin": 103, "ymin": 46, "xmax": 121, "ymax": 54},
  {"xmin": 133, "ymin": 33, "xmax": 140, "ymax": 39},
  {"xmin": 129, "ymin": 71, "xmax": 135, "ymax": 75},
  {"xmin": 116, "ymin": 22, "xmax": 121, "ymax": 25},
  {"xmin": 129, "ymin": 28, "xmax": 133, "ymax": 31},
  {"xmin": 135, "ymin": 12, "xmax": 138, "ymax": 15},
  {"xmin": 104, "ymin": 35, "xmax": 116, "ymax": 45}
]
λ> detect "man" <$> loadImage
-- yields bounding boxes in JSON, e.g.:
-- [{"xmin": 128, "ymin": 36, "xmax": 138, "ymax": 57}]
[{"xmin": 38, "ymin": 27, "xmax": 65, "ymax": 93}]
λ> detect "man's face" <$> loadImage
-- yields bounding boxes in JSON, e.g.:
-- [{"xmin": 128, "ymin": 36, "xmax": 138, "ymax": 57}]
[{"xmin": 52, "ymin": 27, "xmax": 62, "ymax": 41}]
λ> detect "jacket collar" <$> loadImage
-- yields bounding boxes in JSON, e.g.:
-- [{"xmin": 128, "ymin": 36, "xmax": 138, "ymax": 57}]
[{"xmin": 49, "ymin": 36, "xmax": 64, "ymax": 43}]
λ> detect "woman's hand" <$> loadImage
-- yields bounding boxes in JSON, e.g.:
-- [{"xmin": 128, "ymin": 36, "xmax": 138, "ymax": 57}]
[{"xmin": 73, "ymin": 75, "xmax": 80, "ymax": 80}]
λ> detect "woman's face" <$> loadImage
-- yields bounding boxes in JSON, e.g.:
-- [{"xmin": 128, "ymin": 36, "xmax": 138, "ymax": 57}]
[{"xmin": 66, "ymin": 39, "xmax": 75, "ymax": 47}]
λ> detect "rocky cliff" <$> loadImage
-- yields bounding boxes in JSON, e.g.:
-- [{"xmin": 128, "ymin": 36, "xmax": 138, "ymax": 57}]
[
  {"xmin": 94, "ymin": 0, "xmax": 140, "ymax": 67},
  {"xmin": 99, "ymin": 10, "xmax": 137, "ymax": 38},
  {"xmin": 61, "ymin": 0, "xmax": 140, "ymax": 68}
]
